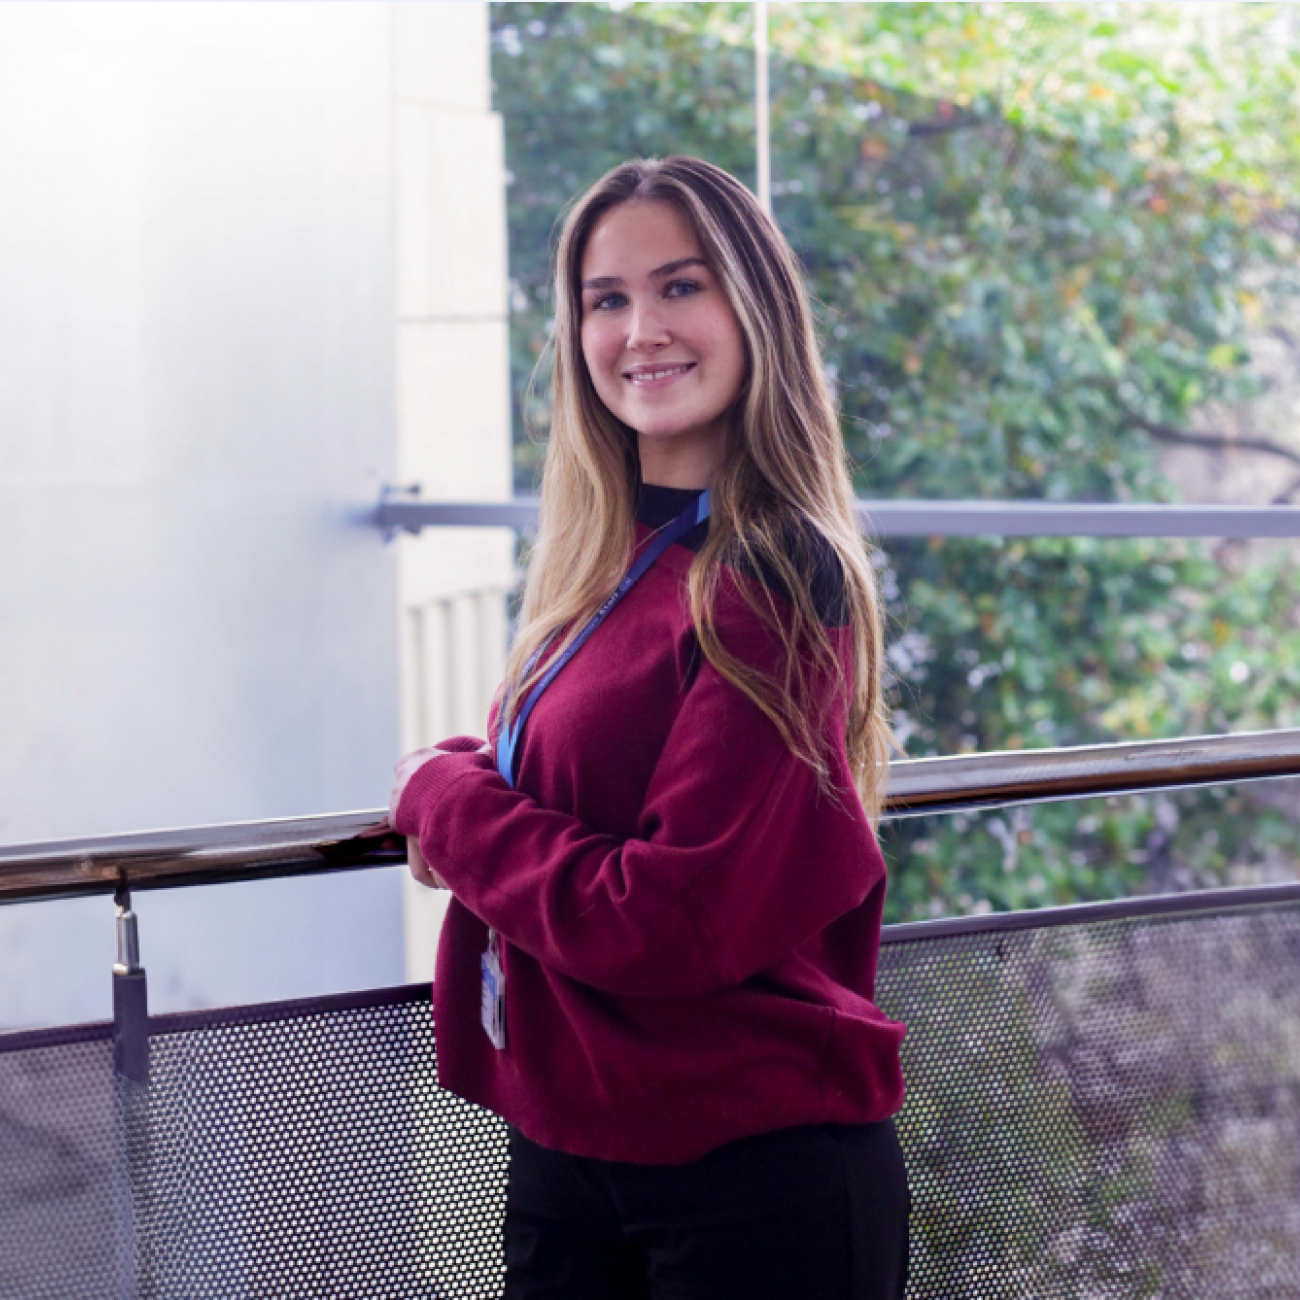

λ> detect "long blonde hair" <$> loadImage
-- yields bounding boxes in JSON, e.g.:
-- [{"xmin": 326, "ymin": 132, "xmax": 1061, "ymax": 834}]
[{"xmin": 500, "ymin": 156, "xmax": 896, "ymax": 828}]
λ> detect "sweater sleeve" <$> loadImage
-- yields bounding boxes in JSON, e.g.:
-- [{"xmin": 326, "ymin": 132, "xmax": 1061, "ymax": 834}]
[{"xmin": 393, "ymin": 591, "xmax": 883, "ymax": 999}]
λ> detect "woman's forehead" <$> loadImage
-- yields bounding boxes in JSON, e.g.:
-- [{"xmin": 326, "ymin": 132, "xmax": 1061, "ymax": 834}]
[{"xmin": 581, "ymin": 201, "xmax": 703, "ymax": 279}]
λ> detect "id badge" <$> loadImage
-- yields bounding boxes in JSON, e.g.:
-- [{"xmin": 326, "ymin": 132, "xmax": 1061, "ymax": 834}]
[{"xmin": 480, "ymin": 928, "xmax": 507, "ymax": 1050}]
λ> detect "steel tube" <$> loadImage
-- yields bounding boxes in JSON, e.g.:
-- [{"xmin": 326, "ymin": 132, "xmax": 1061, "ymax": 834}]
[
  {"xmin": 0, "ymin": 811, "xmax": 405, "ymax": 906},
  {"xmin": 880, "ymin": 878, "xmax": 1300, "ymax": 945},
  {"xmin": 2, "ymin": 730, "xmax": 1298, "ymax": 906},
  {"xmin": 375, "ymin": 496, "xmax": 1300, "ymax": 539},
  {"xmin": 883, "ymin": 726, "xmax": 1300, "ymax": 816}
]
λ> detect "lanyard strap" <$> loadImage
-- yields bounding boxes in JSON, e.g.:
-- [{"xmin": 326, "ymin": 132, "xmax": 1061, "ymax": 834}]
[{"xmin": 494, "ymin": 489, "xmax": 711, "ymax": 789}]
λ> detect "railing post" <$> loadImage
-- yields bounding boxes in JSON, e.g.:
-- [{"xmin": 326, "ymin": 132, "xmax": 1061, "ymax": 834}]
[
  {"xmin": 113, "ymin": 884, "xmax": 149, "ymax": 1083},
  {"xmin": 112, "ymin": 883, "xmax": 150, "ymax": 1300}
]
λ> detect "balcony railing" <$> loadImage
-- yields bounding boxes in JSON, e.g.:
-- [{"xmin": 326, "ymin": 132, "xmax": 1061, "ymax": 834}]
[
  {"xmin": 2, "ymin": 731, "xmax": 1298, "ymax": 1298},
  {"xmin": 376, "ymin": 490, "xmax": 1300, "ymax": 539},
  {"xmin": 4, "ymin": 727, "xmax": 1298, "ymax": 905}
]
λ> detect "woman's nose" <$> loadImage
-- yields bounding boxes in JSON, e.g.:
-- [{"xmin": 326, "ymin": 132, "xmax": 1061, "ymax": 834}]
[{"xmin": 626, "ymin": 300, "xmax": 671, "ymax": 351}]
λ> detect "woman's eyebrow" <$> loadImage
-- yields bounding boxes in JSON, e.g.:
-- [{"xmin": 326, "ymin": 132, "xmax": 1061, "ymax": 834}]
[{"xmin": 581, "ymin": 257, "xmax": 708, "ymax": 291}]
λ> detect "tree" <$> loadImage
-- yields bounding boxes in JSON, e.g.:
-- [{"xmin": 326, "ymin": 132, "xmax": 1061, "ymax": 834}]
[{"xmin": 490, "ymin": 2, "xmax": 1300, "ymax": 927}]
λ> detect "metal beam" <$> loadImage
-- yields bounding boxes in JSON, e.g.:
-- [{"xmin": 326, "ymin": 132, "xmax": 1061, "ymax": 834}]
[
  {"xmin": 881, "ymin": 878, "xmax": 1300, "ymax": 944},
  {"xmin": 883, "ymin": 726, "xmax": 1300, "ymax": 817},
  {"xmin": 4, "ymin": 729, "xmax": 1297, "ymax": 906},
  {"xmin": 375, "ymin": 495, "xmax": 1300, "ymax": 539},
  {"xmin": 0, "ymin": 811, "xmax": 406, "ymax": 907}
]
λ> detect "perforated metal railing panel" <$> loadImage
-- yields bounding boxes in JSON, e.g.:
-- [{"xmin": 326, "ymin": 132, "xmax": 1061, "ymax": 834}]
[
  {"xmin": 0, "ymin": 988, "xmax": 507, "ymax": 1300},
  {"xmin": 892, "ymin": 902, "xmax": 1300, "ymax": 1299},
  {"xmin": 2, "ymin": 900, "xmax": 1298, "ymax": 1299}
]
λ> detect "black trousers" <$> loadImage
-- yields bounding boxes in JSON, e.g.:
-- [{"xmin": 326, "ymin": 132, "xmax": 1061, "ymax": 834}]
[{"xmin": 503, "ymin": 1118, "xmax": 910, "ymax": 1300}]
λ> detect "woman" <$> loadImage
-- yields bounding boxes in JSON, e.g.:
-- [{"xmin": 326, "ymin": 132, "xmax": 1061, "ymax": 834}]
[{"xmin": 386, "ymin": 156, "xmax": 910, "ymax": 1299}]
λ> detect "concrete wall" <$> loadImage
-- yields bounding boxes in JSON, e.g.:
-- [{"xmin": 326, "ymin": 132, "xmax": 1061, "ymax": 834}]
[{"xmin": 0, "ymin": 3, "xmax": 506, "ymax": 1029}]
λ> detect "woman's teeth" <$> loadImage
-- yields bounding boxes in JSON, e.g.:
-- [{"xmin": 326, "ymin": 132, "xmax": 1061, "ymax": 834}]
[{"xmin": 628, "ymin": 365, "xmax": 693, "ymax": 385}]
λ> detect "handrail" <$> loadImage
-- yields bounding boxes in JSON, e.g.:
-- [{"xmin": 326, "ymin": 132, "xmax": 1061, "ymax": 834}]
[
  {"xmin": 2, "ymin": 728, "xmax": 1297, "ymax": 906},
  {"xmin": 0, "ymin": 810, "xmax": 407, "ymax": 907},
  {"xmin": 885, "ymin": 726, "xmax": 1300, "ymax": 815},
  {"xmin": 375, "ymin": 492, "xmax": 1300, "ymax": 539}
]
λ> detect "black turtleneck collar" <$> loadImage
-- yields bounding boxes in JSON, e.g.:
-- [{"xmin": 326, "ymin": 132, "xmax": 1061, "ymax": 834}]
[
  {"xmin": 635, "ymin": 481, "xmax": 707, "ymax": 530},
  {"xmin": 631, "ymin": 481, "xmax": 849, "ymax": 625}
]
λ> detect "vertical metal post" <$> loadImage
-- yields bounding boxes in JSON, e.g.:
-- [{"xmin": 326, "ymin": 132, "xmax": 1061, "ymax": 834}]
[
  {"xmin": 113, "ymin": 884, "xmax": 149, "ymax": 1083},
  {"xmin": 112, "ymin": 883, "xmax": 149, "ymax": 1300},
  {"xmin": 754, "ymin": 0, "xmax": 771, "ymax": 214}
]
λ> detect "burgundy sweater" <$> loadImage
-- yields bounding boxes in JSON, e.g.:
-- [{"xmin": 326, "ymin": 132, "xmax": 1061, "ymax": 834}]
[{"xmin": 394, "ymin": 483, "xmax": 907, "ymax": 1165}]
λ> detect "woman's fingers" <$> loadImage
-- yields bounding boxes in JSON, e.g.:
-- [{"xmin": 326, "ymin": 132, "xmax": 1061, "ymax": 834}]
[
  {"xmin": 393, "ymin": 742, "xmax": 490, "ymax": 881},
  {"xmin": 406, "ymin": 835, "xmax": 442, "ymax": 888},
  {"xmin": 406, "ymin": 835, "xmax": 448, "ymax": 890},
  {"xmin": 389, "ymin": 747, "xmax": 451, "ymax": 822}
]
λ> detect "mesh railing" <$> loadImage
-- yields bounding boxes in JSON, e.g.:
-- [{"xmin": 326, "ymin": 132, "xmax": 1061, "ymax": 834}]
[{"xmin": 3, "ymin": 890, "xmax": 1298, "ymax": 1299}]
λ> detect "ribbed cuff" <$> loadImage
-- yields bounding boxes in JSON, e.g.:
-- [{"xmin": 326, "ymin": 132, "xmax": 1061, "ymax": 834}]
[
  {"xmin": 436, "ymin": 735, "xmax": 488, "ymax": 754},
  {"xmin": 393, "ymin": 750, "xmax": 491, "ymax": 838}
]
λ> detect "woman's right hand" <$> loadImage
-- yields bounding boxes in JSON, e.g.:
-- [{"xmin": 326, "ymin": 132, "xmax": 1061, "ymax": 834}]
[{"xmin": 406, "ymin": 836, "xmax": 449, "ymax": 890}]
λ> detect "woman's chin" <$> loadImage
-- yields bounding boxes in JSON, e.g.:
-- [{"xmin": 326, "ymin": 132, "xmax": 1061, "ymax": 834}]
[{"xmin": 633, "ymin": 416, "xmax": 716, "ymax": 443}]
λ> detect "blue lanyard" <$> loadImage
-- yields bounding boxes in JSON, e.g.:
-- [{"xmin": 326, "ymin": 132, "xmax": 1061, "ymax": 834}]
[{"xmin": 495, "ymin": 488, "xmax": 712, "ymax": 789}]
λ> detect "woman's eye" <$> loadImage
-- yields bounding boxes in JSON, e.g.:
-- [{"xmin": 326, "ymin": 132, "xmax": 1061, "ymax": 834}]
[
  {"xmin": 665, "ymin": 279, "xmax": 702, "ymax": 298},
  {"xmin": 589, "ymin": 292, "xmax": 626, "ymax": 312}
]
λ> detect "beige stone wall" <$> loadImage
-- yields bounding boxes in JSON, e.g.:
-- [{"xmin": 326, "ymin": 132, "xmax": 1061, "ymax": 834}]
[{"xmin": 391, "ymin": 3, "xmax": 515, "ymax": 982}]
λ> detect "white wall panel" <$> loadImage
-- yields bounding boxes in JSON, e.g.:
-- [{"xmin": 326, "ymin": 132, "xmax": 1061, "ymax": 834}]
[
  {"xmin": 0, "ymin": 2, "xmax": 403, "ymax": 1028},
  {"xmin": 395, "ymin": 103, "xmax": 509, "ymax": 321},
  {"xmin": 394, "ymin": 0, "xmax": 491, "ymax": 110}
]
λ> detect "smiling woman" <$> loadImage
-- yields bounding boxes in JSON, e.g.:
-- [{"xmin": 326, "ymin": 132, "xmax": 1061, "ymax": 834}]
[
  {"xmin": 578, "ymin": 204, "xmax": 748, "ymax": 488},
  {"xmin": 387, "ymin": 156, "xmax": 910, "ymax": 1299},
  {"xmin": 511, "ymin": 156, "xmax": 894, "ymax": 826}
]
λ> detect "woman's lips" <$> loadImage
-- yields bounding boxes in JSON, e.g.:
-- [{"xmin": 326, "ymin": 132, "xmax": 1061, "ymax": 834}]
[{"xmin": 625, "ymin": 363, "xmax": 696, "ymax": 388}]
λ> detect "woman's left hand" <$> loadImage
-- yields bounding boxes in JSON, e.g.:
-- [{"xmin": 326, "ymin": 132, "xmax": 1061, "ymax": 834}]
[{"xmin": 389, "ymin": 746, "xmax": 450, "ymax": 825}]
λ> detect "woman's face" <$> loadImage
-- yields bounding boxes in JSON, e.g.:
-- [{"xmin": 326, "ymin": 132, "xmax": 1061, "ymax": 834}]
[{"xmin": 579, "ymin": 200, "xmax": 747, "ymax": 478}]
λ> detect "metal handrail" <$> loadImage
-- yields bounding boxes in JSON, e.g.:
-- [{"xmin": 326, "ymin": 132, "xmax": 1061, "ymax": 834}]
[
  {"xmin": 2, "ymin": 728, "xmax": 1297, "ymax": 907},
  {"xmin": 376, "ymin": 492, "xmax": 1300, "ymax": 539},
  {"xmin": 881, "ymin": 877, "xmax": 1300, "ymax": 944}
]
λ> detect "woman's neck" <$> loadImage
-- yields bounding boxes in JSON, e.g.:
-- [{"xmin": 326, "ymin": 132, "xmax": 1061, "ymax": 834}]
[{"xmin": 636, "ymin": 427, "xmax": 721, "ymax": 491}]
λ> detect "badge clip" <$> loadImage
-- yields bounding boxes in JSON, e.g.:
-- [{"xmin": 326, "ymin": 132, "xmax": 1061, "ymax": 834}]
[{"xmin": 480, "ymin": 927, "xmax": 507, "ymax": 1050}]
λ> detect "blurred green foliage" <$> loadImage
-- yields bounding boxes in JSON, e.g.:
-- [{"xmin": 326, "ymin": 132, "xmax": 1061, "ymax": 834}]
[{"xmin": 490, "ymin": 2, "xmax": 1300, "ymax": 923}]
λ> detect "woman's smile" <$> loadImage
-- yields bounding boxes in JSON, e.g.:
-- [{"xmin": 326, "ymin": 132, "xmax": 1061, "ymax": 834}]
[{"xmin": 624, "ymin": 361, "xmax": 697, "ymax": 388}]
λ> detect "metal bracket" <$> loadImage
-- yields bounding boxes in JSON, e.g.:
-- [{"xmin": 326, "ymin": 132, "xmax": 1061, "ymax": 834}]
[
  {"xmin": 378, "ymin": 483, "xmax": 423, "ymax": 544},
  {"xmin": 112, "ymin": 882, "xmax": 149, "ymax": 1085},
  {"xmin": 113, "ymin": 882, "xmax": 142, "ymax": 976}
]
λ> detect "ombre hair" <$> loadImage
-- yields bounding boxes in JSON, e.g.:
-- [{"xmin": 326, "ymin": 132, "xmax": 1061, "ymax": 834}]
[{"xmin": 499, "ymin": 156, "xmax": 897, "ymax": 827}]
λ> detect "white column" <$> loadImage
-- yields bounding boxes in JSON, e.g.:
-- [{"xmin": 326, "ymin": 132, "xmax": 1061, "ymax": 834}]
[{"xmin": 391, "ymin": 2, "xmax": 515, "ymax": 983}]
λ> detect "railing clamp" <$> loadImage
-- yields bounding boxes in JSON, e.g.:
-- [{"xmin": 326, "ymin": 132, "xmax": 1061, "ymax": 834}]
[
  {"xmin": 378, "ymin": 483, "xmax": 423, "ymax": 543},
  {"xmin": 113, "ymin": 883, "xmax": 142, "ymax": 976},
  {"xmin": 112, "ymin": 880, "xmax": 149, "ymax": 1085}
]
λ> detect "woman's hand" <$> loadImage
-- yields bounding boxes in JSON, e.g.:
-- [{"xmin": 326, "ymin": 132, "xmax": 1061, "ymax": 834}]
[
  {"xmin": 389, "ymin": 741, "xmax": 495, "ymax": 891},
  {"xmin": 389, "ymin": 747, "xmax": 454, "ymax": 889},
  {"xmin": 405, "ymin": 836, "xmax": 448, "ymax": 890},
  {"xmin": 388, "ymin": 746, "xmax": 445, "ymax": 823}
]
